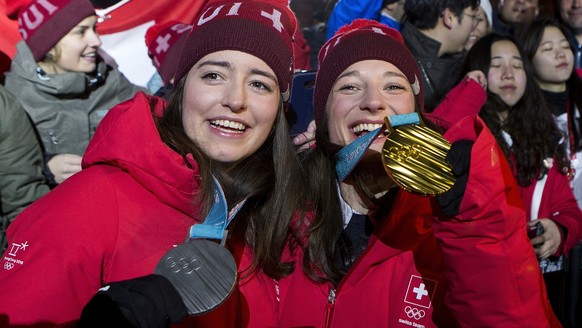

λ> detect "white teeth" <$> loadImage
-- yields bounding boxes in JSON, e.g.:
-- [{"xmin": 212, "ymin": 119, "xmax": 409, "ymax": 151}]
[
  {"xmin": 82, "ymin": 53, "xmax": 96, "ymax": 58},
  {"xmin": 352, "ymin": 123, "xmax": 383, "ymax": 134},
  {"xmin": 210, "ymin": 119, "xmax": 246, "ymax": 132}
]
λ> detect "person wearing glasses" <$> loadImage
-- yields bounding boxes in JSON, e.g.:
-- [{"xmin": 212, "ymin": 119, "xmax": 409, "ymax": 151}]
[
  {"xmin": 464, "ymin": 0, "xmax": 493, "ymax": 51},
  {"xmin": 401, "ymin": 0, "xmax": 481, "ymax": 112}
]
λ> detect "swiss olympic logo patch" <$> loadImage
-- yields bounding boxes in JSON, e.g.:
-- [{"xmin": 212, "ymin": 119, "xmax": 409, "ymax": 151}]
[{"xmin": 397, "ymin": 275, "xmax": 437, "ymax": 327}]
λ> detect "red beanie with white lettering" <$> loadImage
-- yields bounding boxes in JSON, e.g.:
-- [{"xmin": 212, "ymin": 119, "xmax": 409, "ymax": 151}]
[
  {"xmin": 145, "ymin": 21, "xmax": 193, "ymax": 85},
  {"xmin": 173, "ymin": 0, "xmax": 297, "ymax": 100},
  {"xmin": 314, "ymin": 19, "xmax": 424, "ymax": 125},
  {"xmin": 13, "ymin": 0, "xmax": 96, "ymax": 61}
]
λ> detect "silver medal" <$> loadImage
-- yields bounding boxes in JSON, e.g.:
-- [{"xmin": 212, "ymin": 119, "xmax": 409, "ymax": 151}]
[{"xmin": 155, "ymin": 239, "xmax": 237, "ymax": 315}]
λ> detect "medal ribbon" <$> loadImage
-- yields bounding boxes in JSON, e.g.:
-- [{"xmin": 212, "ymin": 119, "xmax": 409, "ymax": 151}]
[
  {"xmin": 335, "ymin": 113, "xmax": 420, "ymax": 181},
  {"xmin": 187, "ymin": 176, "xmax": 246, "ymax": 242}
]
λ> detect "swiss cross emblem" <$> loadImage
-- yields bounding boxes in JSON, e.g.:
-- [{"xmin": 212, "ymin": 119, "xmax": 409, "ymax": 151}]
[
  {"xmin": 197, "ymin": 2, "xmax": 285, "ymax": 35},
  {"xmin": 404, "ymin": 275, "xmax": 436, "ymax": 309}
]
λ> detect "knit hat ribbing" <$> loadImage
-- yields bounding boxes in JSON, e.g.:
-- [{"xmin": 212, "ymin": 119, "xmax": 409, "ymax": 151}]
[
  {"xmin": 15, "ymin": 0, "xmax": 96, "ymax": 61},
  {"xmin": 173, "ymin": 0, "xmax": 297, "ymax": 100},
  {"xmin": 313, "ymin": 19, "xmax": 423, "ymax": 125}
]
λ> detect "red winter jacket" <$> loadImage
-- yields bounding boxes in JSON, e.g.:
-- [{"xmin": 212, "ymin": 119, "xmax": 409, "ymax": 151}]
[
  {"xmin": 274, "ymin": 112, "xmax": 559, "ymax": 327},
  {"xmin": 0, "ymin": 93, "xmax": 279, "ymax": 327},
  {"xmin": 0, "ymin": 90, "xmax": 560, "ymax": 327},
  {"xmin": 433, "ymin": 78, "xmax": 582, "ymax": 256}
]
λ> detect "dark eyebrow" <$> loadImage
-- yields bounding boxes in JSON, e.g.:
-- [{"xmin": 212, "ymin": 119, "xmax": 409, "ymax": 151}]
[
  {"xmin": 491, "ymin": 55, "xmax": 523, "ymax": 61},
  {"xmin": 197, "ymin": 60, "xmax": 230, "ymax": 69},
  {"xmin": 249, "ymin": 68, "xmax": 277, "ymax": 84},
  {"xmin": 336, "ymin": 69, "xmax": 407, "ymax": 81},
  {"xmin": 336, "ymin": 70, "xmax": 359, "ymax": 81},
  {"xmin": 383, "ymin": 71, "xmax": 407, "ymax": 80},
  {"xmin": 197, "ymin": 60, "xmax": 278, "ymax": 84}
]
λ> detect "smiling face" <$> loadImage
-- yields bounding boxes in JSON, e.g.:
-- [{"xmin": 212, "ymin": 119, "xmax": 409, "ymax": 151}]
[
  {"xmin": 560, "ymin": 0, "xmax": 582, "ymax": 32},
  {"xmin": 499, "ymin": 0, "xmax": 539, "ymax": 24},
  {"xmin": 464, "ymin": 6, "xmax": 490, "ymax": 51},
  {"xmin": 182, "ymin": 50, "xmax": 280, "ymax": 165},
  {"xmin": 531, "ymin": 26, "xmax": 574, "ymax": 92},
  {"xmin": 487, "ymin": 40, "xmax": 527, "ymax": 109},
  {"xmin": 325, "ymin": 59, "xmax": 415, "ymax": 153},
  {"xmin": 444, "ymin": 6, "xmax": 479, "ymax": 55},
  {"xmin": 42, "ymin": 15, "xmax": 101, "ymax": 74}
]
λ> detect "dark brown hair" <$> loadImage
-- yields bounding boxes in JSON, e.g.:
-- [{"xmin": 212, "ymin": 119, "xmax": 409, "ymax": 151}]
[
  {"xmin": 154, "ymin": 77, "xmax": 307, "ymax": 279},
  {"xmin": 299, "ymin": 101, "xmax": 425, "ymax": 284}
]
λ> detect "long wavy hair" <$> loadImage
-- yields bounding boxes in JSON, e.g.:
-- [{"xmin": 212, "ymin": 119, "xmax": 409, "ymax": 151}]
[
  {"xmin": 154, "ymin": 76, "xmax": 307, "ymax": 279},
  {"xmin": 517, "ymin": 17, "xmax": 582, "ymax": 153},
  {"xmin": 462, "ymin": 33, "xmax": 569, "ymax": 186}
]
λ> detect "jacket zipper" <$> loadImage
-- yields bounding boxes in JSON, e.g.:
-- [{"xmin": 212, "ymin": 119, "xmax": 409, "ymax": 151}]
[
  {"xmin": 323, "ymin": 289, "xmax": 336, "ymax": 328},
  {"xmin": 321, "ymin": 192, "xmax": 404, "ymax": 327}
]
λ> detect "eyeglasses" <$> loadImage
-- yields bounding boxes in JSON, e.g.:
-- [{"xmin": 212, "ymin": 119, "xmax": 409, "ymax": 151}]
[{"xmin": 462, "ymin": 12, "xmax": 484, "ymax": 27}]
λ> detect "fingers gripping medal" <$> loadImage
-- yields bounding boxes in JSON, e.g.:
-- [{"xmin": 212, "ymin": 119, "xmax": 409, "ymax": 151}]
[
  {"xmin": 155, "ymin": 177, "xmax": 243, "ymax": 315},
  {"xmin": 381, "ymin": 113, "xmax": 455, "ymax": 196}
]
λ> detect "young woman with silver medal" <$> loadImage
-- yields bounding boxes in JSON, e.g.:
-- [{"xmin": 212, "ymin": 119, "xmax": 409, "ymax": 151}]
[{"xmin": 0, "ymin": 0, "xmax": 306, "ymax": 326}]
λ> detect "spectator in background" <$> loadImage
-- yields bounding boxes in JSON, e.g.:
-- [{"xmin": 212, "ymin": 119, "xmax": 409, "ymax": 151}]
[
  {"xmin": 0, "ymin": 85, "xmax": 50, "ymax": 254},
  {"xmin": 4, "ymin": 0, "xmax": 145, "ymax": 187},
  {"xmin": 401, "ymin": 0, "xmax": 480, "ymax": 112},
  {"xmin": 144, "ymin": 21, "xmax": 192, "ymax": 98},
  {"xmin": 493, "ymin": 0, "xmax": 539, "ymax": 35},
  {"xmin": 518, "ymin": 18, "xmax": 582, "ymax": 210},
  {"xmin": 464, "ymin": 0, "xmax": 493, "ymax": 50},
  {"xmin": 438, "ymin": 33, "xmax": 582, "ymax": 325},
  {"xmin": 326, "ymin": 0, "xmax": 407, "ymax": 40},
  {"xmin": 558, "ymin": 0, "xmax": 582, "ymax": 68},
  {"xmin": 517, "ymin": 19, "xmax": 582, "ymax": 326}
]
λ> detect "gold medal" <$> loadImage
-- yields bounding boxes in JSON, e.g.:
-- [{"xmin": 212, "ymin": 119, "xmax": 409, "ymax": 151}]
[{"xmin": 381, "ymin": 114, "xmax": 455, "ymax": 196}]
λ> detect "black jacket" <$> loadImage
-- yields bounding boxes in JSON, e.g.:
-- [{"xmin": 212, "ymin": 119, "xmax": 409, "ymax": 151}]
[{"xmin": 401, "ymin": 22, "xmax": 466, "ymax": 112}]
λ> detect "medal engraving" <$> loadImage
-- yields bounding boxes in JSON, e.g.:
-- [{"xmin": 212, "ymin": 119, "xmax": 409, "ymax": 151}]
[
  {"xmin": 382, "ymin": 116, "xmax": 455, "ymax": 196},
  {"xmin": 155, "ymin": 239, "xmax": 237, "ymax": 315}
]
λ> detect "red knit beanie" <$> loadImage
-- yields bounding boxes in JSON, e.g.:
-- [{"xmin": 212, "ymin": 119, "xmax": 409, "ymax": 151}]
[
  {"xmin": 145, "ymin": 21, "xmax": 193, "ymax": 85},
  {"xmin": 173, "ymin": 0, "xmax": 297, "ymax": 100},
  {"xmin": 313, "ymin": 19, "xmax": 424, "ymax": 126},
  {"xmin": 14, "ymin": 0, "xmax": 96, "ymax": 61}
]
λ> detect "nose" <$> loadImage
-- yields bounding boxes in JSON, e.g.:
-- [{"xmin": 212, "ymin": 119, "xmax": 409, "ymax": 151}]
[
  {"xmin": 555, "ymin": 47, "xmax": 567, "ymax": 59},
  {"xmin": 222, "ymin": 79, "xmax": 247, "ymax": 112},
  {"xmin": 501, "ymin": 65, "xmax": 514, "ymax": 80},
  {"xmin": 87, "ymin": 29, "xmax": 102, "ymax": 48},
  {"xmin": 360, "ymin": 87, "xmax": 385, "ymax": 112}
]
